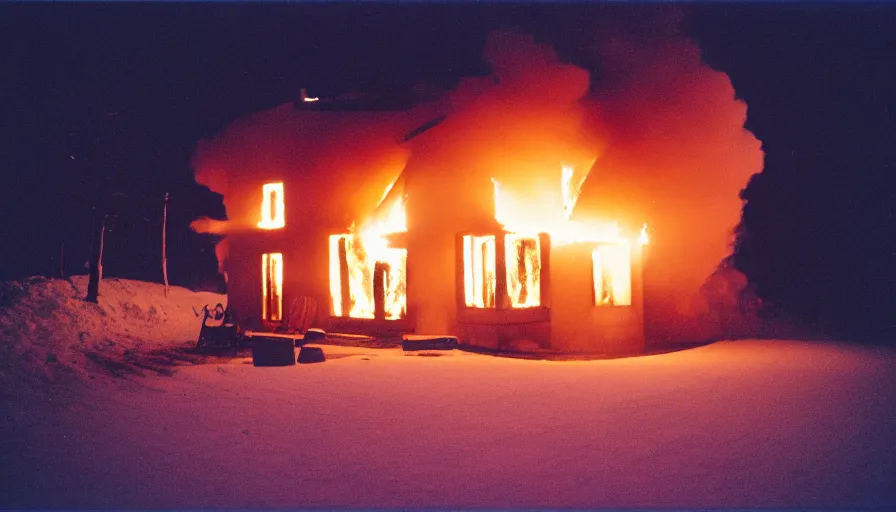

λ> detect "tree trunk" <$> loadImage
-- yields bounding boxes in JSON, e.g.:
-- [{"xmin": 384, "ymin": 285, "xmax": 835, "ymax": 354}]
[
  {"xmin": 85, "ymin": 218, "xmax": 106, "ymax": 303},
  {"xmin": 162, "ymin": 192, "xmax": 169, "ymax": 298}
]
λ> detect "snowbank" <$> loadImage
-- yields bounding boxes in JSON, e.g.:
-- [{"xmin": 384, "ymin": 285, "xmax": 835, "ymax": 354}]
[{"xmin": 0, "ymin": 275, "xmax": 225, "ymax": 389}]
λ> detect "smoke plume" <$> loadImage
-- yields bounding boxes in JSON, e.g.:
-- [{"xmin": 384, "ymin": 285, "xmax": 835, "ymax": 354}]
[{"xmin": 192, "ymin": 10, "xmax": 763, "ymax": 344}]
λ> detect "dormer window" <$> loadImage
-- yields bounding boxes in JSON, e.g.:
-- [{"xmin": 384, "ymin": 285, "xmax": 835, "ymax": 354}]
[{"xmin": 257, "ymin": 182, "xmax": 285, "ymax": 229}]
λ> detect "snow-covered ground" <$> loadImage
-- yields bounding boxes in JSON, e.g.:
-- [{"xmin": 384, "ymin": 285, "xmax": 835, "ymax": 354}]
[
  {"xmin": 0, "ymin": 275, "xmax": 226, "ymax": 389},
  {"xmin": 1, "ymin": 278, "xmax": 894, "ymax": 509}
]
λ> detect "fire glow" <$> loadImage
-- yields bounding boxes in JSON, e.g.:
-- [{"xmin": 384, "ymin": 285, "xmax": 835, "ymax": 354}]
[
  {"xmin": 257, "ymin": 182, "xmax": 285, "ymax": 229},
  {"xmin": 261, "ymin": 252, "xmax": 283, "ymax": 322},
  {"xmin": 329, "ymin": 181, "xmax": 408, "ymax": 320},
  {"xmin": 461, "ymin": 164, "xmax": 642, "ymax": 310}
]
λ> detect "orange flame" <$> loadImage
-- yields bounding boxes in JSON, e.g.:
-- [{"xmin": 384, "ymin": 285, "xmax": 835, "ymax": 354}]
[
  {"xmin": 592, "ymin": 244, "xmax": 631, "ymax": 306},
  {"xmin": 475, "ymin": 164, "xmax": 643, "ymax": 310},
  {"xmin": 505, "ymin": 234, "xmax": 541, "ymax": 308},
  {"xmin": 329, "ymin": 180, "xmax": 408, "ymax": 320},
  {"xmin": 639, "ymin": 223, "xmax": 649, "ymax": 245}
]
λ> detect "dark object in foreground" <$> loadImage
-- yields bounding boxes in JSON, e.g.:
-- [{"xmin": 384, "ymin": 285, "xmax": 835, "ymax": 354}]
[
  {"xmin": 195, "ymin": 304, "xmax": 245, "ymax": 350},
  {"xmin": 297, "ymin": 346, "xmax": 326, "ymax": 364},
  {"xmin": 402, "ymin": 335, "xmax": 458, "ymax": 351},
  {"xmin": 304, "ymin": 328, "xmax": 327, "ymax": 342},
  {"xmin": 252, "ymin": 336, "xmax": 296, "ymax": 366}
]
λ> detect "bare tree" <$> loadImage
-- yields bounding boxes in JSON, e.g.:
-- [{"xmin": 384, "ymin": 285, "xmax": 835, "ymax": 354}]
[{"xmin": 162, "ymin": 192, "xmax": 170, "ymax": 297}]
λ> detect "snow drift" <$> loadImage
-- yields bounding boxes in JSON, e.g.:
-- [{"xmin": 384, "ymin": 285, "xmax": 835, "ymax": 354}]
[{"xmin": 0, "ymin": 275, "xmax": 225, "ymax": 391}]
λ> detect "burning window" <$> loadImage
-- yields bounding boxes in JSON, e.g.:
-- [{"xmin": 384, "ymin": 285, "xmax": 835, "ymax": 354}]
[
  {"xmin": 261, "ymin": 252, "xmax": 283, "ymax": 321},
  {"xmin": 462, "ymin": 233, "xmax": 543, "ymax": 309},
  {"xmin": 463, "ymin": 235, "xmax": 497, "ymax": 308},
  {"xmin": 328, "ymin": 234, "xmax": 407, "ymax": 320},
  {"xmin": 505, "ymin": 234, "xmax": 541, "ymax": 308},
  {"xmin": 257, "ymin": 182, "xmax": 285, "ymax": 229},
  {"xmin": 592, "ymin": 243, "xmax": 631, "ymax": 307}
]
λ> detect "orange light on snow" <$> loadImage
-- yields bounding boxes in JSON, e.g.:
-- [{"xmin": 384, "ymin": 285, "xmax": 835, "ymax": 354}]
[
  {"xmin": 261, "ymin": 252, "xmax": 283, "ymax": 321},
  {"xmin": 258, "ymin": 182, "xmax": 285, "ymax": 229}
]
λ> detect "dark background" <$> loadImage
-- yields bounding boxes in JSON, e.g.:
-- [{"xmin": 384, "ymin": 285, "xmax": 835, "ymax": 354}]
[{"xmin": 1, "ymin": 3, "xmax": 893, "ymax": 343}]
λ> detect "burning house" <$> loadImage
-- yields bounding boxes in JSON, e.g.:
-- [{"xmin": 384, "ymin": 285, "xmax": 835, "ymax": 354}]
[{"xmin": 191, "ymin": 29, "xmax": 762, "ymax": 354}]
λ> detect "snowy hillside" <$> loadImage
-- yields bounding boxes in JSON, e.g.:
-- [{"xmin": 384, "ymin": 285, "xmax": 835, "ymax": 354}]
[{"xmin": 0, "ymin": 275, "xmax": 225, "ymax": 389}]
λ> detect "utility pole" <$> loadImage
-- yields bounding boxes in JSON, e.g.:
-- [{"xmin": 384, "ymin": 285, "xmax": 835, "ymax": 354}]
[{"xmin": 162, "ymin": 192, "xmax": 169, "ymax": 298}]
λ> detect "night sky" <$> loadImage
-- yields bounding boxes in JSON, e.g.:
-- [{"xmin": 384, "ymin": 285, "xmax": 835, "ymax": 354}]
[{"xmin": 1, "ymin": 3, "xmax": 893, "ymax": 343}]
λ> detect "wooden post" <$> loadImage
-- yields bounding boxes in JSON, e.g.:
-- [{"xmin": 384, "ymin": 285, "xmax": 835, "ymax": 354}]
[
  {"xmin": 495, "ymin": 232, "xmax": 507, "ymax": 310},
  {"xmin": 338, "ymin": 237, "xmax": 351, "ymax": 316},
  {"xmin": 455, "ymin": 234, "xmax": 467, "ymax": 310},
  {"xmin": 162, "ymin": 192, "xmax": 169, "ymax": 298},
  {"xmin": 539, "ymin": 233, "xmax": 551, "ymax": 308},
  {"xmin": 373, "ymin": 261, "xmax": 388, "ymax": 320}
]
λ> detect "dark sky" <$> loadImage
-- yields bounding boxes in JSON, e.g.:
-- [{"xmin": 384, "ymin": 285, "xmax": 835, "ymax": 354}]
[{"xmin": 1, "ymin": 3, "xmax": 893, "ymax": 342}]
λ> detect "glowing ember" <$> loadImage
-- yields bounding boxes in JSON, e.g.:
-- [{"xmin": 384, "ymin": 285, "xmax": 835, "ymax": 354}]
[
  {"xmin": 463, "ymin": 235, "xmax": 497, "ymax": 308},
  {"xmin": 261, "ymin": 252, "xmax": 283, "ymax": 321},
  {"xmin": 329, "ymin": 179, "xmax": 408, "ymax": 320},
  {"xmin": 257, "ymin": 182, "xmax": 285, "ymax": 229}
]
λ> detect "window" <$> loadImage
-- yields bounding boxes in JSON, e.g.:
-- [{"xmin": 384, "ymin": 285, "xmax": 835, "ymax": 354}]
[
  {"xmin": 258, "ymin": 182, "xmax": 285, "ymax": 229},
  {"xmin": 462, "ymin": 233, "xmax": 543, "ymax": 309},
  {"xmin": 592, "ymin": 243, "xmax": 631, "ymax": 306},
  {"xmin": 328, "ymin": 234, "xmax": 407, "ymax": 320},
  {"xmin": 463, "ymin": 235, "xmax": 497, "ymax": 308},
  {"xmin": 505, "ymin": 234, "xmax": 541, "ymax": 308},
  {"xmin": 262, "ymin": 253, "xmax": 283, "ymax": 321}
]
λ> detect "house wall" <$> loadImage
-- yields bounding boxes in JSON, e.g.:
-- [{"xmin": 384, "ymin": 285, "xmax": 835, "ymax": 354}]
[
  {"xmin": 549, "ymin": 242, "xmax": 645, "ymax": 354},
  {"xmin": 226, "ymin": 226, "xmax": 333, "ymax": 331}
]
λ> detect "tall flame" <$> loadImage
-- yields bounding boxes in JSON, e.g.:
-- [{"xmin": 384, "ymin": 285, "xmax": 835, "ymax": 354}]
[
  {"xmin": 466, "ymin": 164, "xmax": 645, "ymax": 311},
  {"xmin": 329, "ymin": 180, "xmax": 408, "ymax": 320},
  {"xmin": 505, "ymin": 234, "xmax": 541, "ymax": 308}
]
